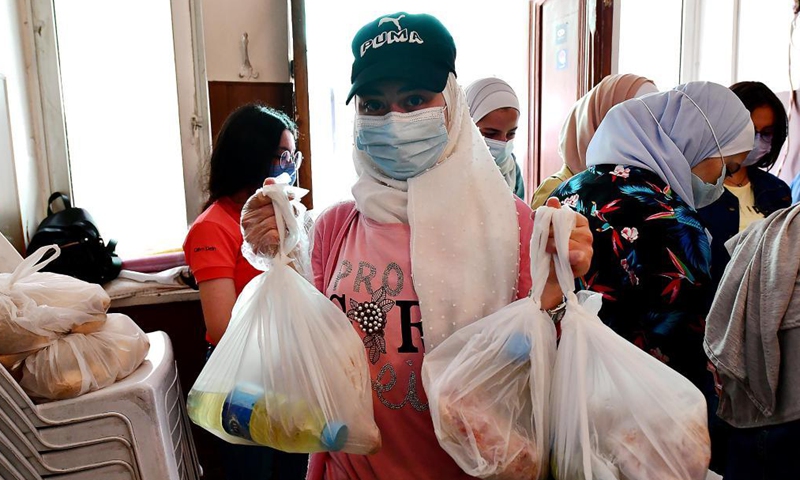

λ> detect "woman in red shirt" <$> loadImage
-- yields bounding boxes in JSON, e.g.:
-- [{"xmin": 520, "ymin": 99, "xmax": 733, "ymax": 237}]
[{"xmin": 183, "ymin": 104, "xmax": 307, "ymax": 479}]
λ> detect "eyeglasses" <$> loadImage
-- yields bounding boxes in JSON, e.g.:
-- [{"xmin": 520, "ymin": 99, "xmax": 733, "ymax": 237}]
[
  {"xmin": 277, "ymin": 150, "xmax": 303, "ymax": 169},
  {"xmin": 756, "ymin": 131, "xmax": 774, "ymax": 143}
]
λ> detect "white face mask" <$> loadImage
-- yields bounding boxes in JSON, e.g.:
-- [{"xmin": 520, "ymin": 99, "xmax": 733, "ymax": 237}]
[{"xmin": 742, "ymin": 132, "xmax": 772, "ymax": 167}]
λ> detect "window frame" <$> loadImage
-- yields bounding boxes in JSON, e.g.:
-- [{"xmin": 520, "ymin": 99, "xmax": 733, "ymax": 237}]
[
  {"xmin": 26, "ymin": 0, "xmax": 212, "ymax": 226},
  {"xmin": 612, "ymin": 0, "xmax": 743, "ymax": 86}
]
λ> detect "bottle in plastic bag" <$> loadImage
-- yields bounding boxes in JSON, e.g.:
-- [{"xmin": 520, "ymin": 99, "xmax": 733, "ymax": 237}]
[
  {"xmin": 186, "ymin": 390, "xmax": 226, "ymax": 434},
  {"xmin": 187, "ymin": 182, "xmax": 380, "ymax": 454},
  {"xmin": 422, "ymin": 205, "xmax": 559, "ymax": 480},
  {"xmin": 218, "ymin": 383, "xmax": 350, "ymax": 452}
]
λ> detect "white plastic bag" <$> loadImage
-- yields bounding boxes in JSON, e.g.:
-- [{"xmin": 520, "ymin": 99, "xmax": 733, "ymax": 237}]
[
  {"xmin": 543, "ymin": 206, "xmax": 711, "ymax": 480},
  {"xmin": 19, "ymin": 313, "xmax": 149, "ymax": 400},
  {"xmin": 0, "ymin": 350, "xmax": 33, "ymax": 379},
  {"xmin": 422, "ymin": 199, "xmax": 560, "ymax": 480},
  {"xmin": 240, "ymin": 172, "xmax": 313, "ymax": 277},
  {"xmin": 187, "ymin": 183, "xmax": 380, "ymax": 454},
  {"xmin": 0, "ymin": 245, "xmax": 110, "ymax": 355}
]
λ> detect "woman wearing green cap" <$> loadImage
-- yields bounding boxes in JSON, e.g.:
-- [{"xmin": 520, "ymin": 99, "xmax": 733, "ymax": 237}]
[{"xmin": 243, "ymin": 12, "xmax": 593, "ymax": 479}]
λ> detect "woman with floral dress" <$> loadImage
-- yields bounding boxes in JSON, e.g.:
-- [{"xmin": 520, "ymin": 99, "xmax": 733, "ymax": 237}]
[{"xmin": 553, "ymin": 82, "xmax": 754, "ymax": 389}]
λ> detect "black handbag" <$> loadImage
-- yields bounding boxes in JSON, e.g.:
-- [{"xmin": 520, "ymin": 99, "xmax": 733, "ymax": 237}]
[{"xmin": 26, "ymin": 192, "xmax": 122, "ymax": 284}]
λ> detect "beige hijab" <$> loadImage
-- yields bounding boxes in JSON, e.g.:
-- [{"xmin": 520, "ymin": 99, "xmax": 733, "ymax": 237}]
[{"xmin": 559, "ymin": 74, "xmax": 656, "ymax": 174}]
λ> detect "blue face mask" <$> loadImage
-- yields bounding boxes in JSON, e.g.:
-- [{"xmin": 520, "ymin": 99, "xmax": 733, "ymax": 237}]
[
  {"xmin": 268, "ymin": 164, "xmax": 297, "ymax": 185},
  {"xmin": 355, "ymin": 107, "xmax": 448, "ymax": 180},
  {"xmin": 691, "ymin": 158, "xmax": 726, "ymax": 209},
  {"xmin": 268, "ymin": 151, "xmax": 301, "ymax": 185},
  {"xmin": 742, "ymin": 132, "xmax": 772, "ymax": 167},
  {"xmin": 485, "ymin": 138, "xmax": 514, "ymax": 167}
]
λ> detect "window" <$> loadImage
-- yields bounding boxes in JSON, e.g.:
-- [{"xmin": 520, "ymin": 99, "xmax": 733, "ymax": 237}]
[
  {"xmin": 305, "ymin": 0, "xmax": 530, "ymax": 211},
  {"xmin": 616, "ymin": 0, "xmax": 683, "ymax": 89},
  {"xmin": 613, "ymin": 0, "xmax": 800, "ymax": 181},
  {"xmin": 29, "ymin": 0, "xmax": 209, "ymax": 257},
  {"xmin": 693, "ymin": 0, "xmax": 736, "ymax": 86},
  {"xmin": 616, "ymin": 0, "xmax": 799, "ymax": 92},
  {"xmin": 737, "ymin": 0, "xmax": 797, "ymax": 93}
]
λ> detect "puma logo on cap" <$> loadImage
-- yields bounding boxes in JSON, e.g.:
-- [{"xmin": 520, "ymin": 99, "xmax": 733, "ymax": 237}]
[
  {"xmin": 360, "ymin": 14, "xmax": 424, "ymax": 57},
  {"xmin": 378, "ymin": 14, "xmax": 405, "ymax": 31}
]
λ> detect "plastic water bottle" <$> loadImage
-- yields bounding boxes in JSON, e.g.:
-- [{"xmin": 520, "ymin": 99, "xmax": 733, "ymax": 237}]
[
  {"xmin": 187, "ymin": 390, "xmax": 226, "ymax": 434},
  {"xmin": 250, "ymin": 394, "xmax": 350, "ymax": 452},
  {"xmin": 221, "ymin": 383, "xmax": 350, "ymax": 452},
  {"xmin": 503, "ymin": 332, "xmax": 532, "ymax": 363},
  {"xmin": 320, "ymin": 421, "xmax": 349, "ymax": 451},
  {"xmin": 222, "ymin": 383, "xmax": 263, "ymax": 441}
]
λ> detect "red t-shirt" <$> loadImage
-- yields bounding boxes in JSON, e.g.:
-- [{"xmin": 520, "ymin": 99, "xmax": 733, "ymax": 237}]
[{"xmin": 183, "ymin": 197, "xmax": 261, "ymax": 344}]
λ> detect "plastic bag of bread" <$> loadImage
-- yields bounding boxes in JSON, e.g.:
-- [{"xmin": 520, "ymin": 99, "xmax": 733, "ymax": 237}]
[
  {"xmin": 0, "ymin": 245, "xmax": 109, "ymax": 355},
  {"xmin": 19, "ymin": 313, "xmax": 149, "ymax": 400},
  {"xmin": 543, "ymin": 206, "xmax": 711, "ymax": 480},
  {"xmin": 422, "ymin": 207, "xmax": 560, "ymax": 480},
  {"xmin": 188, "ymin": 184, "xmax": 380, "ymax": 454},
  {"xmin": 0, "ymin": 350, "xmax": 34, "ymax": 380}
]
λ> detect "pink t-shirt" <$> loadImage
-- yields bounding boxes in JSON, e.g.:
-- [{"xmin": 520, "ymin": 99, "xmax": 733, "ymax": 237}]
[{"xmin": 308, "ymin": 199, "xmax": 533, "ymax": 480}]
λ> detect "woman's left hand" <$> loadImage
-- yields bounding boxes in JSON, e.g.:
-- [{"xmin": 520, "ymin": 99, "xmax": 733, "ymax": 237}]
[{"xmin": 541, "ymin": 197, "xmax": 593, "ymax": 278}]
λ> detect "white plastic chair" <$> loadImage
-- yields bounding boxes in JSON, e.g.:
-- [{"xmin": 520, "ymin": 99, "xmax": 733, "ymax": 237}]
[
  {"xmin": 0, "ymin": 331, "xmax": 201, "ymax": 479},
  {"xmin": 0, "ymin": 449, "xmax": 35, "ymax": 480},
  {"xmin": 0, "ymin": 406, "xmax": 138, "ymax": 478},
  {"xmin": 0, "ymin": 426, "xmax": 41, "ymax": 480}
]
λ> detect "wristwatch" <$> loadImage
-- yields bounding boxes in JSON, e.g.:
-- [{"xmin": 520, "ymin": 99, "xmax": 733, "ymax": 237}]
[{"xmin": 546, "ymin": 297, "xmax": 567, "ymax": 323}]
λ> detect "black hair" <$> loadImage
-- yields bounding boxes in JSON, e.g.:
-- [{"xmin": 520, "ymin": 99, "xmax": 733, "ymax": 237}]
[
  {"xmin": 203, "ymin": 104, "xmax": 297, "ymax": 210},
  {"xmin": 730, "ymin": 81, "xmax": 788, "ymax": 171}
]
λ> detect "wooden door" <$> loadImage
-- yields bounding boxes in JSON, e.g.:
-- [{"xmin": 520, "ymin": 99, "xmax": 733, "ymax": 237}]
[{"xmin": 528, "ymin": 0, "xmax": 614, "ymax": 190}]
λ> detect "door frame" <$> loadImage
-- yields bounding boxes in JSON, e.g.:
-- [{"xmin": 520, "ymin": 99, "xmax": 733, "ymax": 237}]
[
  {"xmin": 290, "ymin": 0, "xmax": 314, "ymax": 209},
  {"xmin": 528, "ymin": 0, "xmax": 614, "ymax": 190}
]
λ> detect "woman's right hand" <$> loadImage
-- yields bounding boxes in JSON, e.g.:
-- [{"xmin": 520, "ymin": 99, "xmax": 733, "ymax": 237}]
[{"xmin": 241, "ymin": 178, "xmax": 280, "ymax": 257}]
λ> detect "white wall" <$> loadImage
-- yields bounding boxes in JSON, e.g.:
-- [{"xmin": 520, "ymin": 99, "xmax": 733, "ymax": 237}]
[
  {"xmin": 0, "ymin": 0, "xmax": 44, "ymax": 253},
  {"xmin": 202, "ymin": 0, "xmax": 290, "ymax": 82},
  {"xmin": 0, "ymin": 77, "xmax": 22, "ymax": 252}
]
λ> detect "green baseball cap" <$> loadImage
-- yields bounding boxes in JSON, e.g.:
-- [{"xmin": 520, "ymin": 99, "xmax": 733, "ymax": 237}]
[{"xmin": 346, "ymin": 12, "xmax": 457, "ymax": 104}]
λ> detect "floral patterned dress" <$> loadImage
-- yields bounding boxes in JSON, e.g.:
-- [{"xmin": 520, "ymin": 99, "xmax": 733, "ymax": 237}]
[{"xmin": 553, "ymin": 164, "xmax": 714, "ymax": 387}]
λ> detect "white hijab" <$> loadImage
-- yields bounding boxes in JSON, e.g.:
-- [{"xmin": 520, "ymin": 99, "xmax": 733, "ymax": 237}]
[
  {"xmin": 351, "ymin": 74, "xmax": 520, "ymax": 351},
  {"xmin": 465, "ymin": 77, "xmax": 521, "ymax": 123},
  {"xmin": 465, "ymin": 77, "xmax": 521, "ymax": 190}
]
